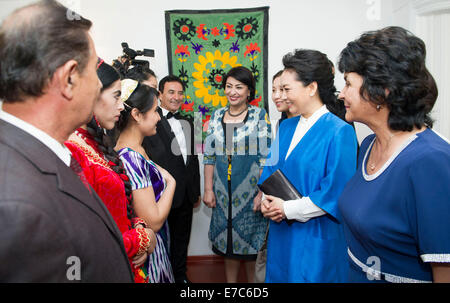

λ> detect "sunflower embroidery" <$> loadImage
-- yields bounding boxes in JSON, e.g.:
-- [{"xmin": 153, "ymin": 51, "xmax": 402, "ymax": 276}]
[{"xmin": 192, "ymin": 50, "xmax": 241, "ymax": 107}]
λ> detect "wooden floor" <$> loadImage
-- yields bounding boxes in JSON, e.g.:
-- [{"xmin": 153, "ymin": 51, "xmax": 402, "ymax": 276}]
[{"xmin": 186, "ymin": 255, "xmax": 250, "ymax": 283}]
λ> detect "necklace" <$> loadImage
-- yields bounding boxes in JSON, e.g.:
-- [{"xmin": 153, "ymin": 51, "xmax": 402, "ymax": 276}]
[
  {"xmin": 227, "ymin": 106, "xmax": 248, "ymax": 117},
  {"xmin": 367, "ymin": 132, "xmax": 397, "ymax": 172}
]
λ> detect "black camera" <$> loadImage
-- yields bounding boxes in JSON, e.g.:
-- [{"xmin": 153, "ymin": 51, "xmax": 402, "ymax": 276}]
[
  {"xmin": 113, "ymin": 42, "xmax": 155, "ymax": 75},
  {"xmin": 121, "ymin": 42, "xmax": 154, "ymax": 60}
]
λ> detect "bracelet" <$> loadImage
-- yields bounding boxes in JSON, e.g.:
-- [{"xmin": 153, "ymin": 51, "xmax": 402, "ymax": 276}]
[
  {"xmin": 132, "ymin": 217, "xmax": 147, "ymax": 229},
  {"xmin": 136, "ymin": 228, "xmax": 151, "ymax": 256}
]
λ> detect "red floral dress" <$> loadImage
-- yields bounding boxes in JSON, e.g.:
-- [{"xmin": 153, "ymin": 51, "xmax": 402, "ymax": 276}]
[{"xmin": 65, "ymin": 128, "xmax": 150, "ymax": 283}]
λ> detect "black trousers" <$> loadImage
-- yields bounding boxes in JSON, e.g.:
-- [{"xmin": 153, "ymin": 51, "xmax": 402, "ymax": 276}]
[{"xmin": 168, "ymin": 195, "xmax": 193, "ymax": 282}]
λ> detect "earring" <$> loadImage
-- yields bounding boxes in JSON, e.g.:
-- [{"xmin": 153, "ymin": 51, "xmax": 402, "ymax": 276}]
[{"xmin": 93, "ymin": 115, "xmax": 101, "ymax": 128}]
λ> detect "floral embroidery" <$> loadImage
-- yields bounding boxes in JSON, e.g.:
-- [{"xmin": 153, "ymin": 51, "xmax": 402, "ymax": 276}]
[
  {"xmin": 244, "ymin": 43, "xmax": 261, "ymax": 61},
  {"xmin": 235, "ymin": 17, "xmax": 259, "ymax": 40},
  {"xmin": 250, "ymin": 61, "xmax": 260, "ymax": 82},
  {"xmin": 177, "ymin": 65, "xmax": 189, "ymax": 88},
  {"xmin": 196, "ymin": 24, "xmax": 209, "ymax": 41},
  {"xmin": 229, "ymin": 40, "xmax": 240, "ymax": 53},
  {"xmin": 212, "ymin": 39, "xmax": 221, "ymax": 48},
  {"xmin": 198, "ymin": 105, "xmax": 210, "ymax": 116},
  {"xmin": 173, "ymin": 18, "xmax": 196, "ymax": 41},
  {"xmin": 192, "ymin": 50, "xmax": 240, "ymax": 107},
  {"xmin": 191, "ymin": 42, "xmax": 204, "ymax": 54},
  {"xmin": 210, "ymin": 27, "xmax": 221, "ymax": 36},
  {"xmin": 208, "ymin": 68, "xmax": 226, "ymax": 89},
  {"xmin": 182, "ymin": 100, "xmax": 195, "ymax": 112},
  {"xmin": 175, "ymin": 45, "xmax": 190, "ymax": 62},
  {"xmin": 167, "ymin": 8, "xmax": 268, "ymax": 142},
  {"xmin": 222, "ymin": 23, "xmax": 235, "ymax": 40},
  {"xmin": 249, "ymin": 95, "xmax": 262, "ymax": 107}
]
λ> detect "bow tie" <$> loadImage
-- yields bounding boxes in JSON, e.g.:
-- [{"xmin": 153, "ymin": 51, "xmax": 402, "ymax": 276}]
[{"xmin": 166, "ymin": 111, "xmax": 182, "ymax": 120}]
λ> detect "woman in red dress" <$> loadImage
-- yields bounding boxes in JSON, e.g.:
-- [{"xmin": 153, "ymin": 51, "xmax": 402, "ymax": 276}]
[{"xmin": 65, "ymin": 59, "xmax": 156, "ymax": 283}]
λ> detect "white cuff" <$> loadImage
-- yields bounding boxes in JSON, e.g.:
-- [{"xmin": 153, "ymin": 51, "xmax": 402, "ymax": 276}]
[
  {"xmin": 283, "ymin": 197, "xmax": 326, "ymax": 222},
  {"xmin": 421, "ymin": 254, "xmax": 450, "ymax": 263}
]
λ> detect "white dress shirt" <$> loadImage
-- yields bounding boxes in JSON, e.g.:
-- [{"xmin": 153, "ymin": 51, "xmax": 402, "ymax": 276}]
[
  {"xmin": 0, "ymin": 105, "xmax": 72, "ymax": 166},
  {"xmin": 283, "ymin": 105, "xmax": 329, "ymax": 222},
  {"xmin": 161, "ymin": 107, "xmax": 187, "ymax": 164}
]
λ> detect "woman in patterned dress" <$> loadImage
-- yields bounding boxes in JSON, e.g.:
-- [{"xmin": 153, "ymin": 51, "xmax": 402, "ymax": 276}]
[
  {"xmin": 65, "ymin": 59, "xmax": 156, "ymax": 283},
  {"xmin": 203, "ymin": 66, "xmax": 272, "ymax": 282},
  {"xmin": 115, "ymin": 79, "xmax": 176, "ymax": 283}
]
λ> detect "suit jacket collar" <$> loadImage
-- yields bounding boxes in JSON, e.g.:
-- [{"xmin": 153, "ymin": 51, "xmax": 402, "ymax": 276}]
[
  {"xmin": 0, "ymin": 110, "xmax": 71, "ymax": 166},
  {"xmin": 157, "ymin": 106, "xmax": 163, "ymax": 117},
  {"xmin": 0, "ymin": 120, "xmax": 124, "ymax": 245},
  {"xmin": 156, "ymin": 107, "xmax": 192, "ymax": 167}
]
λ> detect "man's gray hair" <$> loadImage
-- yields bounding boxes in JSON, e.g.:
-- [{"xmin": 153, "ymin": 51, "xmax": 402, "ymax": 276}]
[{"xmin": 0, "ymin": 0, "xmax": 92, "ymax": 102}]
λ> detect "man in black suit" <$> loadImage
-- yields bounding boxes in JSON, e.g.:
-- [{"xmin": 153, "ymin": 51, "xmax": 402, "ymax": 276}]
[
  {"xmin": 0, "ymin": 0, "xmax": 133, "ymax": 282},
  {"xmin": 142, "ymin": 75, "xmax": 201, "ymax": 283}
]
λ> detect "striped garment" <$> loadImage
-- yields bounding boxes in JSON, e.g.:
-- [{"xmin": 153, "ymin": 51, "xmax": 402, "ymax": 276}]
[{"xmin": 119, "ymin": 147, "xmax": 174, "ymax": 283}]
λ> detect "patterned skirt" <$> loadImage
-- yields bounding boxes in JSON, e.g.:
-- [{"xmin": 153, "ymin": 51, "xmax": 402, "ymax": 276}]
[{"xmin": 145, "ymin": 222, "xmax": 174, "ymax": 283}]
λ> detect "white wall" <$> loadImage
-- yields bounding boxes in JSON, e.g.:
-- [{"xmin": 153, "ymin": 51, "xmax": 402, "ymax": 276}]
[{"xmin": 1, "ymin": 0, "xmax": 420, "ymax": 256}]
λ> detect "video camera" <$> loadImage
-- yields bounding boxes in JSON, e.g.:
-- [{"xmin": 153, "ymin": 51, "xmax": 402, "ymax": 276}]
[
  {"xmin": 113, "ymin": 42, "xmax": 155, "ymax": 73},
  {"xmin": 121, "ymin": 42, "xmax": 154, "ymax": 60}
]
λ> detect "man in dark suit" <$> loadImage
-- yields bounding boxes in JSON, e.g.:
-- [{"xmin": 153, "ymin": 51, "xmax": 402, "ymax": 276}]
[
  {"xmin": 142, "ymin": 75, "xmax": 201, "ymax": 283},
  {"xmin": 0, "ymin": 0, "xmax": 133, "ymax": 282}
]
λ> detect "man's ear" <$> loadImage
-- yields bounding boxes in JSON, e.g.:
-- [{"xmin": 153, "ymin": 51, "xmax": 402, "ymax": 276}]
[{"xmin": 54, "ymin": 59, "xmax": 78, "ymax": 101}]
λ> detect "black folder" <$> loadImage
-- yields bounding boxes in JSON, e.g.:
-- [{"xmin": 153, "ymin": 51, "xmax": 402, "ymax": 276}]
[{"xmin": 257, "ymin": 169, "xmax": 303, "ymax": 201}]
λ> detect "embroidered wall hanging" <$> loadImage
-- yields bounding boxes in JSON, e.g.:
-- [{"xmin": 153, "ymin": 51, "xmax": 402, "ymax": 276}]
[{"xmin": 165, "ymin": 7, "xmax": 269, "ymax": 142}]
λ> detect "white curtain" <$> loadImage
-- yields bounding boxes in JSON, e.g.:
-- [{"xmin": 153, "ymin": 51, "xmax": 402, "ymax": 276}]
[{"xmin": 414, "ymin": 1, "xmax": 450, "ymax": 139}]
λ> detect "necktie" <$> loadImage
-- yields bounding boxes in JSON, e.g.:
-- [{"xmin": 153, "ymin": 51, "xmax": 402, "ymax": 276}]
[
  {"xmin": 70, "ymin": 156, "xmax": 92, "ymax": 194},
  {"xmin": 166, "ymin": 111, "xmax": 181, "ymax": 120}
]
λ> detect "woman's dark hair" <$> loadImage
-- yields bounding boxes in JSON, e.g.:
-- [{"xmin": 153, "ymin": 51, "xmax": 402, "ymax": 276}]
[
  {"xmin": 0, "ymin": 0, "xmax": 92, "ymax": 102},
  {"xmin": 86, "ymin": 118, "xmax": 135, "ymax": 220},
  {"xmin": 282, "ymin": 49, "xmax": 347, "ymax": 121},
  {"xmin": 126, "ymin": 65, "xmax": 157, "ymax": 82},
  {"xmin": 272, "ymin": 70, "xmax": 284, "ymax": 82},
  {"xmin": 222, "ymin": 66, "xmax": 256, "ymax": 102},
  {"xmin": 338, "ymin": 26, "xmax": 438, "ymax": 131},
  {"xmin": 97, "ymin": 59, "xmax": 120, "ymax": 91},
  {"xmin": 88, "ymin": 61, "xmax": 133, "ymax": 219},
  {"xmin": 117, "ymin": 83, "xmax": 159, "ymax": 132}
]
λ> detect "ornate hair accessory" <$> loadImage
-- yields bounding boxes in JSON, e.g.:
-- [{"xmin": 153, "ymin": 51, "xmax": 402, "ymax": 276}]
[
  {"xmin": 121, "ymin": 79, "xmax": 139, "ymax": 107},
  {"xmin": 97, "ymin": 57, "xmax": 105, "ymax": 70}
]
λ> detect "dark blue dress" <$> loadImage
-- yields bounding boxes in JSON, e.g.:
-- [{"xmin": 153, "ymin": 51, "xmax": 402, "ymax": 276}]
[{"xmin": 339, "ymin": 129, "xmax": 450, "ymax": 283}]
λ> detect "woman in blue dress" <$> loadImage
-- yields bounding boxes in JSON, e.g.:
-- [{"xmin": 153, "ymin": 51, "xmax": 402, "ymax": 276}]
[
  {"xmin": 203, "ymin": 66, "xmax": 272, "ymax": 283},
  {"xmin": 337, "ymin": 26, "xmax": 450, "ymax": 283},
  {"xmin": 115, "ymin": 79, "xmax": 175, "ymax": 283},
  {"xmin": 258, "ymin": 49, "xmax": 358, "ymax": 282}
]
